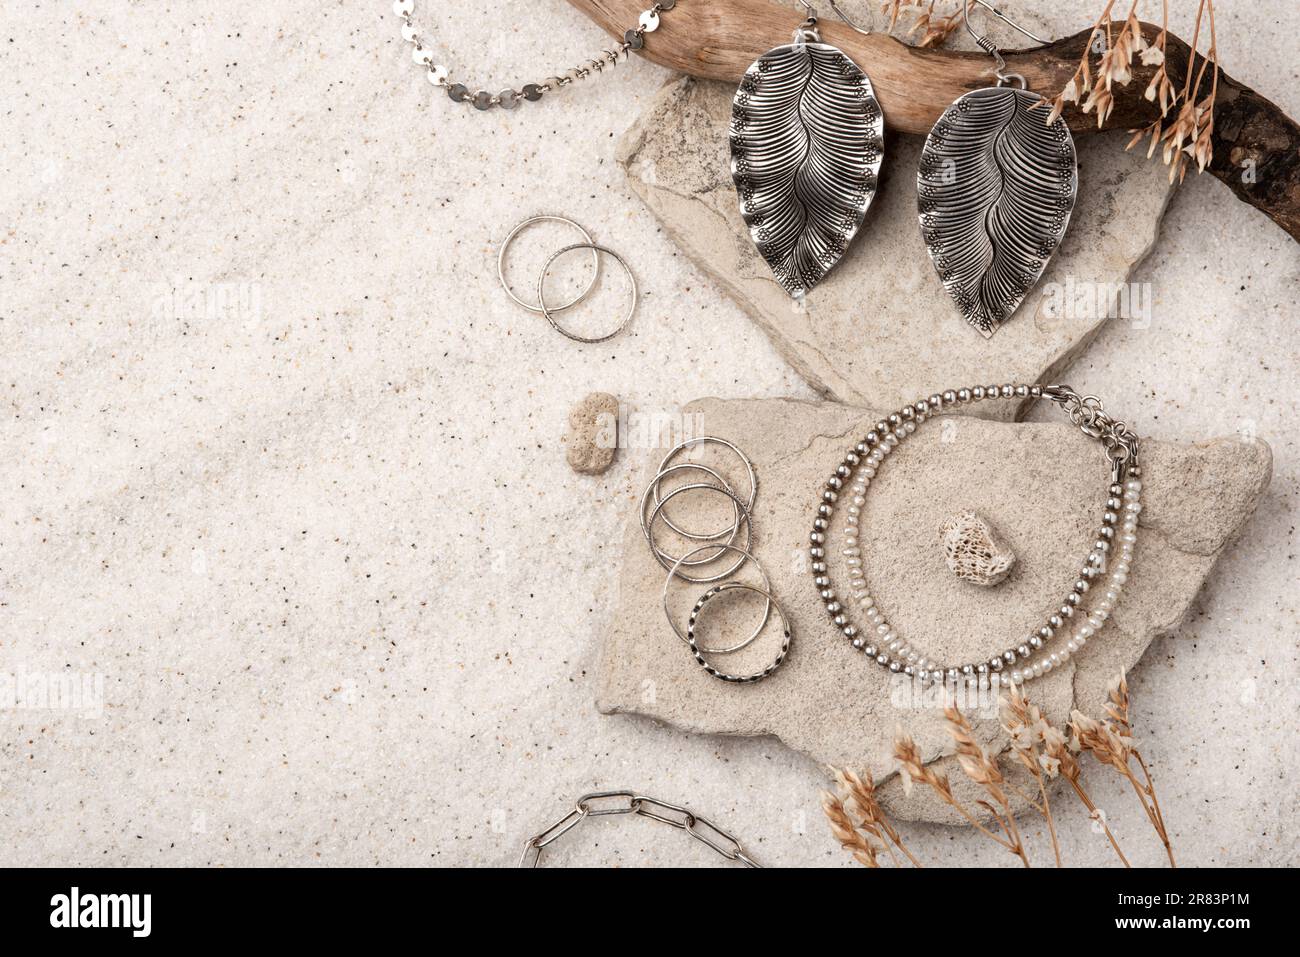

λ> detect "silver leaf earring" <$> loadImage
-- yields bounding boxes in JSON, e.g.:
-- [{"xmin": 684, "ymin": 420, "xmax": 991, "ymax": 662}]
[
  {"xmin": 917, "ymin": 0, "xmax": 1078, "ymax": 338},
  {"xmin": 730, "ymin": 1, "xmax": 886, "ymax": 299}
]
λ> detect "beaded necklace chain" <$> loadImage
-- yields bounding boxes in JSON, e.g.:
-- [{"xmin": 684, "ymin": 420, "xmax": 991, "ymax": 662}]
[
  {"xmin": 391, "ymin": 0, "xmax": 677, "ymax": 111},
  {"xmin": 808, "ymin": 384, "xmax": 1141, "ymax": 689}
]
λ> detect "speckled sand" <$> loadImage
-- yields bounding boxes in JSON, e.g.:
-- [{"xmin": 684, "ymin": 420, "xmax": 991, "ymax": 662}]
[{"xmin": 1, "ymin": 2, "xmax": 1296, "ymax": 867}]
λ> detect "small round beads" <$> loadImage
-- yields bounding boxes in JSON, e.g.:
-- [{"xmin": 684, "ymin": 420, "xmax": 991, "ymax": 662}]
[{"xmin": 808, "ymin": 384, "xmax": 1140, "ymax": 688}]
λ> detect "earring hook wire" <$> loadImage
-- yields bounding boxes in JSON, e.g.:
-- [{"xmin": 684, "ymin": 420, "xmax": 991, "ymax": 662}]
[
  {"xmin": 963, "ymin": 0, "xmax": 1050, "ymax": 46},
  {"xmin": 794, "ymin": 0, "xmax": 820, "ymax": 42},
  {"xmin": 962, "ymin": 0, "xmax": 1048, "ymax": 88},
  {"xmin": 826, "ymin": 0, "xmax": 868, "ymax": 33}
]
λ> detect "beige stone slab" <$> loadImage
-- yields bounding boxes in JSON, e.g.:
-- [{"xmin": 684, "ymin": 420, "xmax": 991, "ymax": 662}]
[
  {"xmin": 617, "ymin": 77, "xmax": 1177, "ymax": 416},
  {"xmin": 596, "ymin": 397, "xmax": 1272, "ymax": 823}
]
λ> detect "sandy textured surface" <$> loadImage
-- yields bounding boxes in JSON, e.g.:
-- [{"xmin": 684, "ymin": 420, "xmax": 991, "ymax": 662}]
[{"xmin": 1, "ymin": 1, "xmax": 1297, "ymax": 867}]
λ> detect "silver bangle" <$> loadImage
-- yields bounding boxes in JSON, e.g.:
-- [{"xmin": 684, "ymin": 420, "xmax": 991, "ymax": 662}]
[
  {"xmin": 496, "ymin": 215, "xmax": 600, "ymax": 313},
  {"xmin": 643, "ymin": 481, "xmax": 753, "ymax": 584},
  {"xmin": 538, "ymin": 242, "xmax": 637, "ymax": 344},
  {"xmin": 662, "ymin": 543, "xmax": 772, "ymax": 654},
  {"xmin": 688, "ymin": 582, "xmax": 792, "ymax": 684},
  {"xmin": 650, "ymin": 436, "xmax": 758, "ymax": 541},
  {"xmin": 638, "ymin": 463, "xmax": 743, "ymax": 568}
]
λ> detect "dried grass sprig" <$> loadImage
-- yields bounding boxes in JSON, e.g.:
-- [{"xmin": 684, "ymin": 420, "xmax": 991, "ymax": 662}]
[
  {"xmin": 880, "ymin": 0, "xmax": 1222, "ymax": 176},
  {"xmin": 1042, "ymin": 720, "xmax": 1132, "ymax": 866},
  {"xmin": 822, "ymin": 789, "xmax": 882, "ymax": 867},
  {"xmin": 823, "ymin": 674, "xmax": 1175, "ymax": 868},
  {"xmin": 829, "ymin": 766, "xmax": 922, "ymax": 867},
  {"xmin": 943, "ymin": 699, "xmax": 1031, "ymax": 865},
  {"xmin": 1086, "ymin": 0, "xmax": 1216, "ymax": 182},
  {"xmin": 895, "ymin": 728, "xmax": 1029, "ymax": 864},
  {"xmin": 1000, "ymin": 682, "xmax": 1062, "ymax": 866},
  {"xmin": 1069, "ymin": 672, "xmax": 1176, "ymax": 866},
  {"xmin": 879, "ymin": 0, "xmax": 974, "ymax": 49},
  {"xmin": 881, "ymin": 0, "xmax": 1223, "ymax": 180},
  {"xmin": 880, "ymin": 0, "xmax": 912, "ymax": 30},
  {"xmin": 1079, "ymin": 3, "xmax": 1153, "ymax": 127},
  {"xmin": 1042, "ymin": 0, "xmax": 1117, "ymax": 125},
  {"xmin": 1159, "ymin": 0, "xmax": 1218, "ymax": 180}
]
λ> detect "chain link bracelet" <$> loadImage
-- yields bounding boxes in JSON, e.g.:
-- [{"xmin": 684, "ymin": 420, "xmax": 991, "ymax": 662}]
[
  {"xmin": 520, "ymin": 790, "xmax": 760, "ymax": 867},
  {"xmin": 808, "ymin": 383, "xmax": 1143, "ymax": 690},
  {"xmin": 392, "ymin": 0, "xmax": 678, "ymax": 111}
]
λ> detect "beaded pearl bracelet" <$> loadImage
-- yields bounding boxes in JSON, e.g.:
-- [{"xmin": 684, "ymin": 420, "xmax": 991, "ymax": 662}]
[{"xmin": 808, "ymin": 384, "xmax": 1142, "ymax": 690}]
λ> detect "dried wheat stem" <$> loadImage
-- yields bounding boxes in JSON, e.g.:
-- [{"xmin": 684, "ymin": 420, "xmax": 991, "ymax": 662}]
[
  {"xmin": 1135, "ymin": 754, "xmax": 1177, "ymax": 867},
  {"xmin": 1097, "ymin": 672, "xmax": 1176, "ymax": 867},
  {"xmin": 1033, "ymin": 772, "xmax": 1062, "ymax": 868},
  {"xmin": 1181, "ymin": 0, "xmax": 1207, "ymax": 101},
  {"xmin": 831, "ymin": 672, "xmax": 1177, "ymax": 868},
  {"xmin": 1124, "ymin": 756, "xmax": 1178, "ymax": 867},
  {"xmin": 895, "ymin": 733, "xmax": 1021, "ymax": 854},
  {"xmin": 1002, "ymin": 777, "xmax": 1046, "ymax": 815},
  {"xmin": 941, "ymin": 704, "xmax": 1032, "ymax": 866},
  {"xmin": 1001, "ymin": 684, "xmax": 1063, "ymax": 867},
  {"xmin": 1066, "ymin": 776, "xmax": 1132, "ymax": 867},
  {"xmin": 821, "ymin": 790, "xmax": 881, "ymax": 867},
  {"xmin": 984, "ymin": 800, "xmax": 1031, "ymax": 866},
  {"xmin": 1072, "ymin": 686, "xmax": 1180, "ymax": 867},
  {"xmin": 1001, "ymin": 774, "xmax": 1065, "ymax": 867},
  {"xmin": 883, "ymin": 825, "xmax": 921, "ymax": 867},
  {"xmin": 1043, "ymin": 714, "xmax": 1131, "ymax": 867},
  {"xmin": 950, "ymin": 797, "xmax": 1017, "ymax": 850},
  {"xmin": 834, "ymin": 766, "xmax": 922, "ymax": 867}
]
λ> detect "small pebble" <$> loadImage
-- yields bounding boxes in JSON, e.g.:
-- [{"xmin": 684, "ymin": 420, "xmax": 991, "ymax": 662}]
[{"xmin": 565, "ymin": 392, "xmax": 620, "ymax": 474}]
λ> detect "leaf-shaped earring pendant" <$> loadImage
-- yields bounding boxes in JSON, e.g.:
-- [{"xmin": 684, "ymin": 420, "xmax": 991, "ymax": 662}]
[
  {"xmin": 730, "ymin": 18, "xmax": 885, "ymax": 299},
  {"xmin": 918, "ymin": 85, "xmax": 1077, "ymax": 337}
]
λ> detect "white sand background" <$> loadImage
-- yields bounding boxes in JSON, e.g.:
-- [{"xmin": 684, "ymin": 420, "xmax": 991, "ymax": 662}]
[{"xmin": 1, "ymin": 1, "xmax": 1296, "ymax": 866}]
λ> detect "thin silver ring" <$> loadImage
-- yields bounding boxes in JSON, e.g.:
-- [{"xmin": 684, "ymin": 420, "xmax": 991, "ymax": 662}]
[
  {"xmin": 639, "ymin": 463, "xmax": 742, "ymax": 568},
  {"xmin": 652, "ymin": 436, "xmax": 758, "ymax": 541},
  {"xmin": 497, "ymin": 215, "xmax": 600, "ymax": 313},
  {"xmin": 688, "ymin": 581, "xmax": 791, "ymax": 683},
  {"xmin": 645, "ymin": 482, "xmax": 752, "ymax": 584},
  {"xmin": 662, "ymin": 543, "xmax": 772, "ymax": 654},
  {"xmin": 539, "ymin": 243, "xmax": 637, "ymax": 344}
]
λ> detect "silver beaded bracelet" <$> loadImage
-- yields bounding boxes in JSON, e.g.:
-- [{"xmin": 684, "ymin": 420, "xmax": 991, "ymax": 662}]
[{"xmin": 808, "ymin": 384, "xmax": 1142, "ymax": 690}]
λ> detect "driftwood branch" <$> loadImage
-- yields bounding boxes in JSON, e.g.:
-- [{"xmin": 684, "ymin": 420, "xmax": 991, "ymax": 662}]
[{"xmin": 569, "ymin": 0, "xmax": 1300, "ymax": 242}]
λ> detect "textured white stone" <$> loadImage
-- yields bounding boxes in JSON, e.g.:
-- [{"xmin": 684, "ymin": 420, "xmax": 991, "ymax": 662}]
[
  {"xmin": 941, "ymin": 510, "xmax": 1017, "ymax": 587},
  {"xmin": 597, "ymin": 397, "xmax": 1273, "ymax": 823}
]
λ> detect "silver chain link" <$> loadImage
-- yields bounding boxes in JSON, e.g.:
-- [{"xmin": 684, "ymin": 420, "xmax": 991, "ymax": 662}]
[
  {"xmin": 391, "ymin": 1, "xmax": 678, "ymax": 111},
  {"xmin": 519, "ymin": 790, "xmax": 761, "ymax": 867},
  {"xmin": 1043, "ymin": 385, "xmax": 1141, "ymax": 475}
]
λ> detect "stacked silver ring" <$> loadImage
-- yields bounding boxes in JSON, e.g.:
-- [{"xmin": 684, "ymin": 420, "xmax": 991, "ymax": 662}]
[
  {"xmin": 496, "ymin": 214, "xmax": 637, "ymax": 343},
  {"xmin": 640, "ymin": 437, "xmax": 791, "ymax": 683}
]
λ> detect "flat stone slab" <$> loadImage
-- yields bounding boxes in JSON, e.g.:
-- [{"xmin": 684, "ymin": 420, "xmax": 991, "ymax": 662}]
[
  {"xmin": 596, "ymin": 398, "xmax": 1272, "ymax": 823},
  {"xmin": 617, "ymin": 77, "xmax": 1177, "ymax": 415}
]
